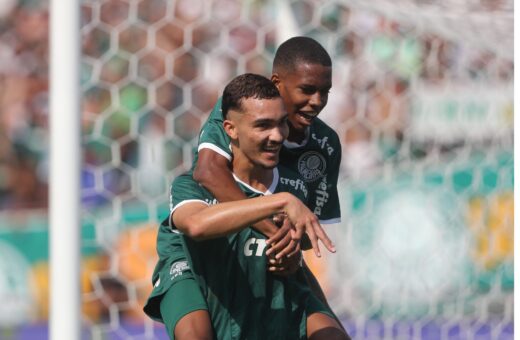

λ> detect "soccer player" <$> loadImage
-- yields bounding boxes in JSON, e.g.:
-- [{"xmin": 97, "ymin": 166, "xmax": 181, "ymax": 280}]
[
  {"xmin": 192, "ymin": 36, "xmax": 342, "ymax": 321},
  {"xmin": 144, "ymin": 74, "xmax": 348, "ymax": 339},
  {"xmin": 194, "ymin": 37, "xmax": 341, "ymax": 258}
]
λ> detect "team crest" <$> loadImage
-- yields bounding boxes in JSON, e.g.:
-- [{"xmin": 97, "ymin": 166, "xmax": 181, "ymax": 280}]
[{"xmin": 298, "ymin": 151, "xmax": 326, "ymax": 182}]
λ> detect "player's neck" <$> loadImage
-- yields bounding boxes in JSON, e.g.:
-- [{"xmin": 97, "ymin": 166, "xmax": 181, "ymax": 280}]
[
  {"xmin": 232, "ymin": 155, "xmax": 274, "ymax": 193},
  {"xmin": 287, "ymin": 126, "xmax": 309, "ymax": 145}
]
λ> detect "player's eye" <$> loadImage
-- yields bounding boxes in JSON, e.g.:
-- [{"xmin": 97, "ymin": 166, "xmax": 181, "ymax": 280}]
[
  {"xmin": 300, "ymin": 86, "xmax": 316, "ymax": 95},
  {"xmin": 254, "ymin": 121, "xmax": 272, "ymax": 129},
  {"xmin": 320, "ymin": 88, "xmax": 331, "ymax": 96}
]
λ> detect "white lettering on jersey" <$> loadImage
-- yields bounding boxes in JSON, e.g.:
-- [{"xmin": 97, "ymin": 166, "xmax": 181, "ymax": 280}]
[
  {"xmin": 313, "ymin": 177, "xmax": 329, "ymax": 217},
  {"xmin": 204, "ymin": 198, "xmax": 218, "ymax": 205},
  {"xmin": 279, "ymin": 177, "xmax": 308, "ymax": 197},
  {"xmin": 311, "ymin": 133, "xmax": 335, "ymax": 155},
  {"xmin": 244, "ymin": 238, "xmax": 267, "ymax": 257}
]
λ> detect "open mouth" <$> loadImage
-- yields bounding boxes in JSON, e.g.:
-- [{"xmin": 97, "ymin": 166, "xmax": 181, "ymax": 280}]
[
  {"xmin": 262, "ymin": 145, "xmax": 281, "ymax": 154},
  {"xmin": 297, "ymin": 111, "xmax": 318, "ymax": 122}
]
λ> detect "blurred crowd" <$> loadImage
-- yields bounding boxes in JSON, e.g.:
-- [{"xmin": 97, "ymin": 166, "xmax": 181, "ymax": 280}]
[{"xmin": 0, "ymin": 0, "xmax": 513, "ymax": 210}]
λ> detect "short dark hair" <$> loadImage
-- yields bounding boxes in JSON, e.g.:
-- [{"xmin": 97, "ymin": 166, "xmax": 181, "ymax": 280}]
[
  {"xmin": 273, "ymin": 36, "xmax": 332, "ymax": 74},
  {"xmin": 222, "ymin": 73, "xmax": 281, "ymax": 119}
]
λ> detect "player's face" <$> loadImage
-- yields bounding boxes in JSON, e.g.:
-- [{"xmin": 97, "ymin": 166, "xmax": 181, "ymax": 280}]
[
  {"xmin": 228, "ymin": 97, "xmax": 289, "ymax": 169},
  {"xmin": 272, "ymin": 62, "xmax": 332, "ymax": 132}
]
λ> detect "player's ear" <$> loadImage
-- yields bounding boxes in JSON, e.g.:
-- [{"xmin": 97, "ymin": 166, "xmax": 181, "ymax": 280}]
[
  {"xmin": 271, "ymin": 73, "xmax": 281, "ymax": 89},
  {"xmin": 223, "ymin": 119, "xmax": 238, "ymax": 139}
]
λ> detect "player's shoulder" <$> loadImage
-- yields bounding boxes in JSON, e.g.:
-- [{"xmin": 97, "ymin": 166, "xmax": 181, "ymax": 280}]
[
  {"xmin": 312, "ymin": 117, "xmax": 341, "ymax": 144},
  {"xmin": 172, "ymin": 172, "xmax": 197, "ymax": 191},
  {"xmin": 206, "ymin": 97, "xmax": 224, "ymax": 122},
  {"xmin": 172, "ymin": 172, "xmax": 211, "ymax": 197},
  {"xmin": 305, "ymin": 117, "xmax": 341, "ymax": 160}
]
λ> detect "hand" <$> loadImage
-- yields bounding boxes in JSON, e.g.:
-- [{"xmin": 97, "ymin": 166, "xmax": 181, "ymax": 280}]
[
  {"xmin": 268, "ymin": 250, "xmax": 302, "ymax": 276},
  {"xmin": 282, "ymin": 193, "xmax": 336, "ymax": 257},
  {"xmin": 266, "ymin": 217, "xmax": 301, "ymax": 259}
]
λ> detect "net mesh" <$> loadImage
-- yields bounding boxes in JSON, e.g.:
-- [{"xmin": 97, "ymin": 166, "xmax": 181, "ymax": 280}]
[{"xmin": 0, "ymin": 0, "xmax": 513, "ymax": 338}]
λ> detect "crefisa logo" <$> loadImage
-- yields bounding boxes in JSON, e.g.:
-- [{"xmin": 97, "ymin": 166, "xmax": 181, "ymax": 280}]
[{"xmin": 298, "ymin": 151, "xmax": 326, "ymax": 182}]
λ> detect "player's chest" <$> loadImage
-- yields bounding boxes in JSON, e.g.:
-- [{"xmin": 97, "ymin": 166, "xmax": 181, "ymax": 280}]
[{"xmin": 280, "ymin": 147, "xmax": 329, "ymax": 184}]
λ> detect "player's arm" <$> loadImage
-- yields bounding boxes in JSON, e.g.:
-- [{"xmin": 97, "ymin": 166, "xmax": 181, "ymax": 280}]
[
  {"xmin": 173, "ymin": 191, "xmax": 335, "ymax": 257},
  {"xmin": 193, "ymin": 148, "xmax": 299, "ymax": 256},
  {"xmin": 193, "ymin": 149, "xmax": 255, "ymax": 203}
]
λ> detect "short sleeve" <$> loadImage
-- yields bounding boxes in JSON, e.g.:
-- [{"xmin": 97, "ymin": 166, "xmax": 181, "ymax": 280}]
[
  {"xmin": 196, "ymin": 98, "xmax": 232, "ymax": 161},
  {"xmin": 169, "ymin": 174, "xmax": 210, "ymax": 213}
]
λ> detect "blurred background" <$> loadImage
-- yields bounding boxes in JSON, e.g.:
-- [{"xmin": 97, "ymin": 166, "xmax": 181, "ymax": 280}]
[{"xmin": 0, "ymin": 0, "xmax": 513, "ymax": 339}]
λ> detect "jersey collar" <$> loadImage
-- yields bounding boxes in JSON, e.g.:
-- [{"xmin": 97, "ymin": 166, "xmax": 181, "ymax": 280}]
[
  {"xmin": 283, "ymin": 126, "xmax": 310, "ymax": 149},
  {"xmin": 232, "ymin": 167, "xmax": 279, "ymax": 196}
]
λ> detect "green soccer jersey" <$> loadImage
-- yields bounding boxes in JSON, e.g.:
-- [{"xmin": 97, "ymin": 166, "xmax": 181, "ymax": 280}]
[
  {"xmin": 148, "ymin": 166, "xmax": 325, "ymax": 339},
  {"xmin": 194, "ymin": 97, "xmax": 341, "ymax": 224}
]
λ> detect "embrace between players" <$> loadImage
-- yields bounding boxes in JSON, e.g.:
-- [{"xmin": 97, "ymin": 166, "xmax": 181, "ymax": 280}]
[{"xmin": 144, "ymin": 37, "xmax": 351, "ymax": 340}]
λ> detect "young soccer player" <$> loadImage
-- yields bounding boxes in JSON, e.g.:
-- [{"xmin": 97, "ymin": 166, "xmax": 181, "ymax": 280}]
[
  {"xmin": 193, "ymin": 37, "xmax": 341, "ymax": 259},
  {"xmin": 192, "ymin": 36, "xmax": 343, "ymax": 323},
  {"xmin": 144, "ymin": 74, "xmax": 348, "ymax": 339}
]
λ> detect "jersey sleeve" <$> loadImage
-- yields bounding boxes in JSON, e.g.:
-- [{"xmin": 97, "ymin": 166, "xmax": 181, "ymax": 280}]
[
  {"xmin": 198, "ymin": 119, "xmax": 232, "ymax": 161},
  {"xmin": 312, "ymin": 134, "xmax": 342, "ymax": 224},
  {"xmin": 169, "ymin": 174, "xmax": 210, "ymax": 228},
  {"xmin": 197, "ymin": 97, "xmax": 232, "ymax": 161}
]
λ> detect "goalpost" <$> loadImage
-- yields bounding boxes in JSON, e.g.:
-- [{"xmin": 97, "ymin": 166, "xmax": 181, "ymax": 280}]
[{"xmin": 49, "ymin": 0, "xmax": 81, "ymax": 339}]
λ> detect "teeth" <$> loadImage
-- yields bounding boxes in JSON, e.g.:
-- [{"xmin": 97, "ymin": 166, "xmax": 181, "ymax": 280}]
[{"xmin": 299, "ymin": 112, "xmax": 316, "ymax": 119}]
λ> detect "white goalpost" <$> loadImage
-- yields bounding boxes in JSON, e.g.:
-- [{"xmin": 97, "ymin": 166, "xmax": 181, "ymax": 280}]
[{"xmin": 49, "ymin": 0, "xmax": 81, "ymax": 339}]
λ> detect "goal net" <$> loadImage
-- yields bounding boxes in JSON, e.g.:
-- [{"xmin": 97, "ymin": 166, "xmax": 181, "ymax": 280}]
[{"xmin": 0, "ymin": 0, "xmax": 513, "ymax": 338}]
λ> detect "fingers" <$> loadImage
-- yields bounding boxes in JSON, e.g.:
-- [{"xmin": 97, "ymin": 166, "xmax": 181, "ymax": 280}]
[
  {"xmin": 273, "ymin": 233, "xmax": 296, "ymax": 259},
  {"xmin": 271, "ymin": 213, "xmax": 286, "ymax": 227},
  {"xmin": 285, "ymin": 242, "xmax": 301, "ymax": 258},
  {"xmin": 275, "ymin": 238, "xmax": 299, "ymax": 259},
  {"xmin": 266, "ymin": 220, "xmax": 291, "ymax": 256},
  {"xmin": 269, "ymin": 266, "xmax": 291, "ymax": 276},
  {"xmin": 268, "ymin": 253, "xmax": 300, "ymax": 275},
  {"xmin": 313, "ymin": 220, "xmax": 336, "ymax": 253},
  {"xmin": 266, "ymin": 224, "xmax": 288, "ymax": 248},
  {"xmin": 304, "ymin": 220, "xmax": 321, "ymax": 257},
  {"xmin": 292, "ymin": 222, "xmax": 304, "ymax": 243}
]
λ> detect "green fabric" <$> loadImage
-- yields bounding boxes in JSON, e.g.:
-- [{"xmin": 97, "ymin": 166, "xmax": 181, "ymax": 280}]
[{"xmin": 159, "ymin": 278, "xmax": 209, "ymax": 340}]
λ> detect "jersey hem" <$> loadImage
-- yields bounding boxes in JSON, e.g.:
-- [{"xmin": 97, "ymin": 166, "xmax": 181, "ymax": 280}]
[{"xmin": 319, "ymin": 217, "xmax": 341, "ymax": 224}]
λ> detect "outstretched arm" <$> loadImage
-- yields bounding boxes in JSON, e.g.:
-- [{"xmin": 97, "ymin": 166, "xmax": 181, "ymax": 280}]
[
  {"xmin": 173, "ymin": 191, "xmax": 335, "ymax": 257},
  {"xmin": 194, "ymin": 148, "xmax": 299, "ymax": 256}
]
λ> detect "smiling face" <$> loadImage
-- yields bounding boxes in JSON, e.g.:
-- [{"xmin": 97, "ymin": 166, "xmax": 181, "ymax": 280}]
[
  {"xmin": 224, "ymin": 97, "xmax": 288, "ymax": 169},
  {"xmin": 272, "ymin": 62, "xmax": 332, "ymax": 137}
]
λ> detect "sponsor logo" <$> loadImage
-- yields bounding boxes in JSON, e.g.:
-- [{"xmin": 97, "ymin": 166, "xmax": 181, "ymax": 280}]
[
  {"xmin": 244, "ymin": 238, "xmax": 268, "ymax": 257},
  {"xmin": 169, "ymin": 261, "xmax": 190, "ymax": 280},
  {"xmin": 280, "ymin": 177, "xmax": 308, "ymax": 197},
  {"xmin": 311, "ymin": 134, "xmax": 335, "ymax": 155},
  {"xmin": 313, "ymin": 177, "xmax": 329, "ymax": 217},
  {"xmin": 298, "ymin": 151, "xmax": 327, "ymax": 182}
]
